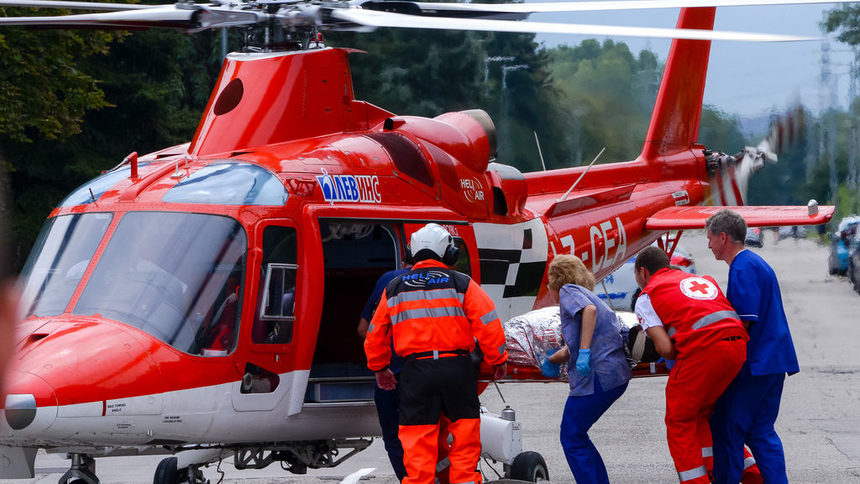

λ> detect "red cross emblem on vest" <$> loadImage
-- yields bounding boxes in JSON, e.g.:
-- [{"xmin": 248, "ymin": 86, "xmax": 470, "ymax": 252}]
[{"xmin": 679, "ymin": 276, "xmax": 718, "ymax": 300}]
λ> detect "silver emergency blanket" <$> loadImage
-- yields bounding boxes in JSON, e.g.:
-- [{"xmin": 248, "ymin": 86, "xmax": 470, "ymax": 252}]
[{"xmin": 503, "ymin": 306, "xmax": 640, "ymax": 381}]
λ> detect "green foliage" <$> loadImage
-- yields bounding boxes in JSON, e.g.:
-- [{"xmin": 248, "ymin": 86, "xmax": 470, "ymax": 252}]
[
  {"xmin": 328, "ymin": 28, "xmax": 563, "ymax": 172},
  {"xmin": 746, "ymin": 103, "xmax": 860, "ymax": 221},
  {"xmin": 331, "ymin": 29, "xmax": 489, "ymax": 115},
  {"xmin": 823, "ymin": 5, "xmax": 860, "ymax": 46},
  {"xmin": 544, "ymin": 40, "xmax": 662, "ymax": 165},
  {"xmin": 835, "ymin": 184, "xmax": 860, "ymax": 219},
  {"xmin": 698, "ymin": 106, "xmax": 746, "ymax": 153},
  {"xmin": 1, "ymin": 24, "xmax": 231, "ymax": 270},
  {"xmin": 0, "ymin": 11, "xmax": 119, "ymax": 142}
]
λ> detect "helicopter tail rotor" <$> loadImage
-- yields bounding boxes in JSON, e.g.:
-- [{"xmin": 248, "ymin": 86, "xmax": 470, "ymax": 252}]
[{"xmin": 706, "ymin": 104, "xmax": 807, "ymax": 206}]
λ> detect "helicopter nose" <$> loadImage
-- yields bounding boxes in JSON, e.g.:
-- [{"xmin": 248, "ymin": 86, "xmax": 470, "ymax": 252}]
[{"xmin": 2, "ymin": 370, "xmax": 58, "ymax": 434}]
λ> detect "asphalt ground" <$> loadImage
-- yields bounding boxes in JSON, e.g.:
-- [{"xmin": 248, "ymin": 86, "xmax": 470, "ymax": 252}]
[{"xmin": 9, "ymin": 230, "xmax": 860, "ymax": 484}]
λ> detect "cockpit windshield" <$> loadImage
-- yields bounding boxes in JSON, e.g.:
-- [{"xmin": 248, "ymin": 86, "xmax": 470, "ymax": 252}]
[
  {"xmin": 73, "ymin": 212, "xmax": 247, "ymax": 355},
  {"xmin": 20, "ymin": 213, "xmax": 113, "ymax": 318}
]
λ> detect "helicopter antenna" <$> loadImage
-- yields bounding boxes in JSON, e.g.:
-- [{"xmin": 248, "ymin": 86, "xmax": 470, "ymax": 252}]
[
  {"xmin": 557, "ymin": 146, "xmax": 605, "ymax": 202},
  {"xmin": 534, "ymin": 131, "xmax": 547, "ymax": 171}
]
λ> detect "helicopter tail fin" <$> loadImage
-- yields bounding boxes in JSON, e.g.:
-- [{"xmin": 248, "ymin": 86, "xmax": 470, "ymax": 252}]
[{"xmin": 639, "ymin": 7, "xmax": 715, "ymax": 162}]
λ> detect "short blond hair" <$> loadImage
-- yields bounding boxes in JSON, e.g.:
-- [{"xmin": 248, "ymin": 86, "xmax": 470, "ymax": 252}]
[{"xmin": 548, "ymin": 254, "xmax": 596, "ymax": 291}]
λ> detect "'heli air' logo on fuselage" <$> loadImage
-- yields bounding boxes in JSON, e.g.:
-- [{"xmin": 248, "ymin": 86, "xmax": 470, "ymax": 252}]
[
  {"xmin": 316, "ymin": 170, "xmax": 381, "ymax": 203},
  {"xmin": 460, "ymin": 177, "xmax": 485, "ymax": 202}
]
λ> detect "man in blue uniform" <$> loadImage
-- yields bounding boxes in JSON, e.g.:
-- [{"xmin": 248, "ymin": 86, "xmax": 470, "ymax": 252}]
[
  {"xmin": 705, "ymin": 209, "xmax": 799, "ymax": 484},
  {"xmin": 357, "ymin": 263, "xmax": 411, "ymax": 481}
]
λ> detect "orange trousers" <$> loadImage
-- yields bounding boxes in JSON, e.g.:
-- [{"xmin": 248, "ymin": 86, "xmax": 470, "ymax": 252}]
[
  {"xmin": 399, "ymin": 417, "xmax": 480, "ymax": 484},
  {"xmin": 665, "ymin": 338, "xmax": 746, "ymax": 483},
  {"xmin": 700, "ymin": 432, "xmax": 763, "ymax": 483}
]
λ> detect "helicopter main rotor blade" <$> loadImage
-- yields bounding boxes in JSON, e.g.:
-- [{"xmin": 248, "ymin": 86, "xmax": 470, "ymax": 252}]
[
  {"xmin": 0, "ymin": 0, "xmax": 153, "ymax": 10},
  {"xmin": 4, "ymin": 0, "xmax": 859, "ymax": 16},
  {"xmin": 405, "ymin": 0, "xmax": 860, "ymax": 15},
  {"xmin": 0, "ymin": 5, "xmax": 264, "ymax": 31},
  {"xmin": 330, "ymin": 8, "xmax": 813, "ymax": 42},
  {"xmin": 0, "ymin": 0, "xmax": 831, "ymax": 39}
]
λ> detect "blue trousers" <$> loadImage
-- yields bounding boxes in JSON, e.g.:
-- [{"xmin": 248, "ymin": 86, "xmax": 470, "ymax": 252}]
[
  {"xmin": 710, "ymin": 363, "xmax": 787, "ymax": 484},
  {"xmin": 376, "ymin": 377, "xmax": 407, "ymax": 480},
  {"xmin": 560, "ymin": 377, "xmax": 629, "ymax": 484}
]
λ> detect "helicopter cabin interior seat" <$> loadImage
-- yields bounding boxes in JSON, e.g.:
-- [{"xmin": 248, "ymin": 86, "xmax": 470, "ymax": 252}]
[{"xmin": 191, "ymin": 274, "xmax": 241, "ymax": 356}]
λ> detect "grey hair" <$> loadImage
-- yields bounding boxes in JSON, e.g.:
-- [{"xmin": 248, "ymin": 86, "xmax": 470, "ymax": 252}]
[{"xmin": 705, "ymin": 209, "xmax": 747, "ymax": 243}]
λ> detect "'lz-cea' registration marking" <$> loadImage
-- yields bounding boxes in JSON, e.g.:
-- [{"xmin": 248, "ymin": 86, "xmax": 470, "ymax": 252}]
[{"xmin": 558, "ymin": 217, "xmax": 628, "ymax": 273}]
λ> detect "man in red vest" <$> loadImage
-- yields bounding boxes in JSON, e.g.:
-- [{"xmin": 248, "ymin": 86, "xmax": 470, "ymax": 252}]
[{"xmin": 633, "ymin": 246, "xmax": 747, "ymax": 484}]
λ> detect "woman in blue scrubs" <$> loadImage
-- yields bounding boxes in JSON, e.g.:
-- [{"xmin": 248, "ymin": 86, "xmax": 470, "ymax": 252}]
[{"xmin": 545, "ymin": 255, "xmax": 632, "ymax": 484}]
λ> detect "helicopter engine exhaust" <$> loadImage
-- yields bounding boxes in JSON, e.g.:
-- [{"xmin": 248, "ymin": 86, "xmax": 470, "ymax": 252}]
[
  {"xmin": 381, "ymin": 109, "xmax": 498, "ymax": 173},
  {"xmin": 458, "ymin": 109, "xmax": 497, "ymax": 160}
]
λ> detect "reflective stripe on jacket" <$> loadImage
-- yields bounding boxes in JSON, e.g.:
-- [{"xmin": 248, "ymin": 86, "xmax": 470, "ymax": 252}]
[
  {"xmin": 365, "ymin": 259, "xmax": 508, "ymax": 372},
  {"xmin": 641, "ymin": 268, "xmax": 747, "ymax": 354}
]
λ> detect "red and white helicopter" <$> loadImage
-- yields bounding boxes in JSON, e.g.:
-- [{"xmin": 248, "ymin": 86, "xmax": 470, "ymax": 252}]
[{"xmin": 0, "ymin": 1, "xmax": 837, "ymax": 483}]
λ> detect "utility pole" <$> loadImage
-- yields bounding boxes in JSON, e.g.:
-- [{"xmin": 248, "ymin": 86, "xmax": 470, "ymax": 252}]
[
  {"xmin": 483, "ymin": 56, "xmax": 515, "ymax": 94},
  {"xmin": 499, "ymin": 64, "xmax": 528, "ymax": 165},
  {"xmin": 850, "ymin": 46, "xmax": 859, "ymax": 193},
  {"xmin": 483, "ymin": 56, "xmax": 527, "ymax": 164},
  {"xmin": 819, "ymin": 37, "xmax": 839, "ymax": 204}
]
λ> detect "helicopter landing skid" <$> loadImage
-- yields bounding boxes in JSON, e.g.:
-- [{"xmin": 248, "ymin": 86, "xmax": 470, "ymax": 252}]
[{"xmin": 233, "ymin": 438, "xmax": 372, "ymax": 474}]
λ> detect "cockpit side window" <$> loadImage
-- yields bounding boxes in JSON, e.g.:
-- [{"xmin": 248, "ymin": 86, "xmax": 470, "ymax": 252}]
[{"xmin": 253, "ymin": 226, "xmax": 297, "ymax": 344}]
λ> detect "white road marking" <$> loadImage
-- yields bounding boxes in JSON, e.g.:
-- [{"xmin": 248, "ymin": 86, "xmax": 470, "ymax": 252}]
[{"xmin": 340, "ymin": 467, "xmax": 375, "ymax": 484}]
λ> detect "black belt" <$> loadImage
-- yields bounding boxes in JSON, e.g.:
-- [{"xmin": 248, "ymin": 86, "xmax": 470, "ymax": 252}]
[
  {"xmin": 722, "ymin": 336, "xmax": 743, "ymax": 342},
  {"xmin": 404, "ymin": 349, "xmax": 470, "ymax": 361}
]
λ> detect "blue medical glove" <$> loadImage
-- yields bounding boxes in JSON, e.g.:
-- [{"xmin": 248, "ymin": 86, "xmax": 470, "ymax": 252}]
[
  {"xmin": 657, "ymin": 357, "xmax": 675, "ymax": 370},
  {"xmin": 540, "ymin": 347, "xmax": 561, "ymax": 378},
  {"xmin": 575, "ymin": 348, "xmax": 592, "ymax": 376}
]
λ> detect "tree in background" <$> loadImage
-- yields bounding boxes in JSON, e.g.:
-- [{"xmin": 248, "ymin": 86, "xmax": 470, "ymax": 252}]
[
  {"xmin": 1, "ymin": 13, "xmax": 231, "ymax": 269},
  {"xmin": 545, "ymin": 39, "xmax": 744, "ymax": 167},
  {"xmin": 817, "ymin": 4, "xmax": 860, "ymax": 221},
  {"xmin": 546, "ymin": 40, "xmax": 661, "ymax": 165},
  {"xmin": 823, "ymin": 4, "xmax": 860, "ymax": 45},
  {"xmin": 745, "ymin": 110, "xmax": 813, "ymax": 206},
  {"xmin": 328, "ymin": 27, "xmax": 565, "ymax": 172},
  {"xmin": 0, "ymin": 10, "xmax": 121, "ymax": 268},
  {"xmin": 0, "ymin": 12, "xmax": 119, "ymax": 143}
]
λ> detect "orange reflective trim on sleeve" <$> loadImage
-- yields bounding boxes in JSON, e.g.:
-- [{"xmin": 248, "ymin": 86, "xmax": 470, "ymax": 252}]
[{"xmin": 364, "ymin": 288, "xmax": 394, "ymax": 372}]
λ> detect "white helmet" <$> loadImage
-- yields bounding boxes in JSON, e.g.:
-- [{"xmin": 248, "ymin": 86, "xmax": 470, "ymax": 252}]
[{"xmin": 410, "ymin": 223, "xmax": 455, "ymax": 261}]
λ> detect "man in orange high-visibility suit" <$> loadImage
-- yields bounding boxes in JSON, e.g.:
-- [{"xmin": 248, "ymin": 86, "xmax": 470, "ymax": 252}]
[
  {"xmin": 633, "ymin": 246, "xmax": 748, "ymax": 484},
  {"xmin": 365, "ymin": 223, "xmax": 508, "ymax": 484}
]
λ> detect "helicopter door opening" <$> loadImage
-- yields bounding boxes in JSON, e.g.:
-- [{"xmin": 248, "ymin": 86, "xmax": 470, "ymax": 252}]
[
  {"xmin": 232, "ymin": 224, "xmax": 297, "ymax": 413},
  {"xmin": 304, "ymin": 221, "xmax": 403, "ymax": 404}
]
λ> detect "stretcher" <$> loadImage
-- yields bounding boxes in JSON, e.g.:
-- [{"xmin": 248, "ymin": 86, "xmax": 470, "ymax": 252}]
[{"xmin": 492, "ymin": 306, "xmax": 671, "ymax": 381}]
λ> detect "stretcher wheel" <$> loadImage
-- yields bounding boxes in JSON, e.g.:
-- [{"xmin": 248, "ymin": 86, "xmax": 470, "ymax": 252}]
[{"xmin": 508, "ymin": 451, "xmax": 549, "ymax": 482}]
